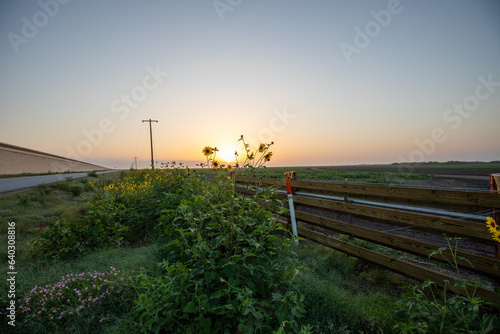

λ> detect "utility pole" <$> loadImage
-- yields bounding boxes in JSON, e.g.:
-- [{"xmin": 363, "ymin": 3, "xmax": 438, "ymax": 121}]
[
  {"xmin": 142, "ymin": 119, "xmax": 158, "ymax": 169},
  {"xmin": 133, "ymin": 157, "xmax": 138, "ymax": 170}
]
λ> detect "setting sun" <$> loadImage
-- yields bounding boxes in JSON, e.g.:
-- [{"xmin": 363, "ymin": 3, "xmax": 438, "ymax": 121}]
[{"xmin": 218, "ymin": 146, "xmax": 237, "ymax": 163}]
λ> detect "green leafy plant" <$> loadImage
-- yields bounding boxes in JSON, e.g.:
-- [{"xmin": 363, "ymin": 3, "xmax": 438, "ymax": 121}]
[
  {"xmin": 28, "ymin": 166, "xmax": 194, "ymax": 259},
  {"xmin": 87, "ymin": 171, "xmax": 98, "ymax": 178},
  {"xmin": 68, "ymin": 184, "xmax": 83, "ymax": 196},
  {"xmin": 136, "ymin": 183, "xmax": 305, "ymax": 333},
  {"xmin": 28, "ymin": 217, "xmax": 129, "ymax": 260},
  {"xmin": 17, "ymin": 193, "xmax": 33, "ymax": 206},
  {"xmin": 393, "ymin": 235, "xmax": 500, "ymax": 333}
]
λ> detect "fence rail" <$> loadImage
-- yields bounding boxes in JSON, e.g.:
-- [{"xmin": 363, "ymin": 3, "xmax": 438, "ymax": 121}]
[{"xmin": 235, "ymin": 175, "xmax": 500, "ymax": 306}]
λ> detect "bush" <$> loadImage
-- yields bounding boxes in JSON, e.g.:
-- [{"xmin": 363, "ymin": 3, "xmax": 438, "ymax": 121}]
[
  {"xmin": 28, "ymin": 167, "xmax": 194, "ymax": 259},
  {"xmin": 29, "ymin": 218, "xmax": 129, "ymax": 260},
  {"xmin": 69, "ymin": 184, "xmax": 83, "ymax": 196},
  {"xmin": 51, "ymin": 181, "xmax": 71, "ymax": 192},
  {"xmin": 35, "ymin": 183, "xmax": 52, "ymax": 196},
  {"xmin": 17, "ymin": 193, "xmax": 32, "ymax": 206},
  {"xmin": 134, "ymin": 173, "xmax": 306, "ymax": 333},
  {"xmin": 87, "ymin": 171, "xmax": 98, "ymax": 178}
]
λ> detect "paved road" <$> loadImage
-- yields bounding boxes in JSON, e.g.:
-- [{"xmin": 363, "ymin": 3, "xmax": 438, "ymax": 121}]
[{"xmin": 0, "ymin": 170, "xmax": 118, "ymax": 194}]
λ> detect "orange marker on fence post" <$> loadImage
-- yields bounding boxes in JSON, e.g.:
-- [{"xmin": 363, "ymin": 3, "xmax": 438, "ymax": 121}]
[{"xmin": 285, "ymin": 171, "xmax": 298, "ymax": 245}]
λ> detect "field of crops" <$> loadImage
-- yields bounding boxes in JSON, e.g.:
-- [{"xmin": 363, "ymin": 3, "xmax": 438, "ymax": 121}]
[
  {"xmin": 306, "ymin": 161, "xmax": 500, "ymax": 176},
  {"xmin": 248, "ymin": 161, "xmax": 499, "ymax": 189},
  {"xmin": 253, "ymin": 166, "xmax": 428, "ymax": 184}
]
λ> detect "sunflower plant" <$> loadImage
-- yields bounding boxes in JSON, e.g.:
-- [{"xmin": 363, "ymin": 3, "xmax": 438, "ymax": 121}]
[
  {"xmin": 200, "ymin": 146, "xmax": 222, "ymax": 170},
  {"xmin": 198, "ymin": 136, "xmax": 274, "ymax": 176},
  {"xmin": 236, "ymin": 135, "xmax": 274, "ymax": 175}
]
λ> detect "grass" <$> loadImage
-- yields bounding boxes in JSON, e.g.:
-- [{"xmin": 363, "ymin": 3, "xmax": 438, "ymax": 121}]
[
  {"xmin": 0, "ymin": 172, "xmax": 122, "ymax": 268},
  {"xmin": 291, "ymin": 242, "xmax": 410, "ymax": 333},
  {"xmin": 250, "ymin": 166, "xmax": 433, "ymax": 185},
  {"xmin": 0, "ymin": 244, "xmax": 160, "ymax": 334},
  {"xmin": 9, "ymin": 244, "xmax": 160, "ymax": 304}
]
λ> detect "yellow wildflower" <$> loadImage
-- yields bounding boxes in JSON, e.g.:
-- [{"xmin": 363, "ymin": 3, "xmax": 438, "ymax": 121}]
[
  {"xmin": 493, "ymin": 229, "xmax": 500, "ymax": 243},
  {"xmin": 486, "ymin": 217, "xmax": 497, "ymax": 233},
  {"xmin": 202, "ymin": 146, "xmax": 213, "ymax": 156},
  {"xmin": 258, "ymin": 143, "xmax": 266, "ymax": 152},
  {"xmin": 263, "ymin": 152, "xmax": 273, "ymax": 161},
  {"xmin": 212, "ymin": 160, "xmax": 220, "ymax": 170},
  {"xmin": 247, "ymin": 153, "xmax": 255, "ymax": 160},
  {"xmin": 104, "ymin": 186, "xmax": 108, "ymax": 190}
]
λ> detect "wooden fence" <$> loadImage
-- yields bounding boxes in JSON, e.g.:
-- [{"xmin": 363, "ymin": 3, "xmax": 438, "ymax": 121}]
[{"xmin": 235, "ymin": 175, "xmax": 500, "ymax": 306}]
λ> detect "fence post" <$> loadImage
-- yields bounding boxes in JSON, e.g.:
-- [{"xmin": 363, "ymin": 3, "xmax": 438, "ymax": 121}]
[{"xmin": 285, "ymin": 171, "xmax": 298, "ymax": 245}]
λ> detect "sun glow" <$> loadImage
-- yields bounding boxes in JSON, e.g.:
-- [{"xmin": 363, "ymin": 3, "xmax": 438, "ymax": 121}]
[{"xmin": 218, "ymin": 146, "xmax": 236, "ymax": 163}]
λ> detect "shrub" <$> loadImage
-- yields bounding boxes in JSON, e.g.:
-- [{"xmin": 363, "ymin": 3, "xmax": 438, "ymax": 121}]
[
  {"xmin": 87, "ymin": 171, "xmax": 98, "ymax": 178},
  {"xmin": 29, "ymin": 218, "xmax": 129, "ymax": 260},
  {"xmin": 68, "ymin": 184, "xmax": 83, "ymax": 196},
  {"xmin": 17, "ymin": 193, "xmax": 32, "ymax": 206},
  {"xmin": 35, "ymin": 183, "xmax": 52, "ymax": 196},
  {"xmin": 28, "ymin": 166, "xmax": 195, "ymax": 259},
  {"xmin": 51, "ymin": 181, "xmax": 71, "ymax": 192},
  {"xmin": 134, "ymin": 170, "xmax": 306, "ymax": 333}
]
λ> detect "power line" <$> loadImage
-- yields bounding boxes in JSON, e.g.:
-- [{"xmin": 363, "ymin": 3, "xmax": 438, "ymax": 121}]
[{"xmin": 142, "ymin": 119, "xmax": 158, "ymax": 169}]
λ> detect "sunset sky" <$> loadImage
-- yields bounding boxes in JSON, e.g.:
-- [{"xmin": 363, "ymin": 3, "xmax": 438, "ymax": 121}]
[{"xmin": 1, "ymin": 1, "xmax": 499, "ymax": 169}]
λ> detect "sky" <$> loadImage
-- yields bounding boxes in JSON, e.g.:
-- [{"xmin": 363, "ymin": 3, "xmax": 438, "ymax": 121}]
[{"xmin": 1, "ymin": 0, "xmax": 499, "ymax": 169}]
